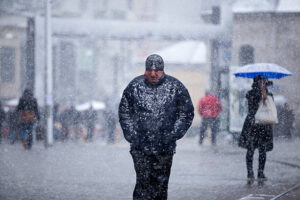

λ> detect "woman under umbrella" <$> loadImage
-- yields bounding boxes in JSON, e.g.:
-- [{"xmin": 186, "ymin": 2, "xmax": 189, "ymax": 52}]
[{"xmin": 238, "ymin": 75, "xmax": 274, "ymax": 184}]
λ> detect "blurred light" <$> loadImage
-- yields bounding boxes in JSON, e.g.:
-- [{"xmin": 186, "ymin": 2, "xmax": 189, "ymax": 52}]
[
  {"xmin": 4, "ymin": 32, "xmax": 14, "ymax": 39},
  {"xmin": 85, "ymin": 50, "xmax": 93, "ymax": 56}
]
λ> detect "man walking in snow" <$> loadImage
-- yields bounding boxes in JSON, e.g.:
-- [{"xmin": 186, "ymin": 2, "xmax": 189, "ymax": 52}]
[{"xmin": 119, "ymin": 54, "xmax": 194, "ymax": 200}]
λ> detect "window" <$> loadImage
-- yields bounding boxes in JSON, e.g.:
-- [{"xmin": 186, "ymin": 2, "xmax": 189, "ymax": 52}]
[
  {"xmin": 239, "ymin": 45, "xmax": 254, "ymax": 66},
  {"xmin": 0, "ymin": 46, "xmax": 16, "ymax": 83}
]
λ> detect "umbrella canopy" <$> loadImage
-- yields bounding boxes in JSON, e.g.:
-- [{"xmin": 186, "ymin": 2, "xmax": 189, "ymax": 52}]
[
  {"xmin": 75, "ymin": 101, "xmax": 106, "ymax": 111},
  {"xmin": 4, "ymin": 98, "xmax": 19, "ymax": 107},
  {"xmin": 234, "ymin": 63, "xmax": 292, "ymax": 79}
]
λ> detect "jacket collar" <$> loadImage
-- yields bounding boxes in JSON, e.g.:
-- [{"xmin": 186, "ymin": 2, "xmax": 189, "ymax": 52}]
[{"xmin": 144, "ymin": 74, "xmax": 166, "ymax": 87}]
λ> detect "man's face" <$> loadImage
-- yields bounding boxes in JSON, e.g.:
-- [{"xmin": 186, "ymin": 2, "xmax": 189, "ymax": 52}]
[{"xmin": 144, "ymin": 70, "xmax": 164, "ymax": 83}]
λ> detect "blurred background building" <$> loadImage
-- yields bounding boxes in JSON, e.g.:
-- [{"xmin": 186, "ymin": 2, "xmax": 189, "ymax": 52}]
[
  {"xmin": 229, "ymin": 0, "xmax": 300, "ymax": 135},
  {"xmin": 0, "ymin": 0, "xmax": 299, "ymax": 137}
]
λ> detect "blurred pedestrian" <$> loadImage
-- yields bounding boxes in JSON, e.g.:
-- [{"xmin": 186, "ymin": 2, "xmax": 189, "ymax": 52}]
[
  {"xmin": 8, "ymin": 108, "xmax": 20, "ymax": 144},
  {"xmin": 17, "ymin": 89, "xmax": 40, "ymax": 149},
  {"xmin": 84, "ymin": 107, "xmax": 97, "ymax": 141},
  {"xmin": 68, "ymin": 106, "xmax": 81, "ymax": 140},
  {"xmin": 52, "ymin": 104, "xmax": 63, "ymax": 140},
  {"xmin": 59, "ymin": 107, "xmax": 70, "ymax": 141},
  {"xmin": 119, "ymin": 54, "xmax": 194, "ymax": 200},
  {"xmin": 104, "ymin": 105, "xmax": 117, "ymax": 144},
  {"xmin": 35, "ymin": 107, "xmax": 46, "ymax": 141},
  {"xmin": 197, "ymin": 90, "xmax": 222, "ymax": 145},
  {"xmin": 0, "ymin": 101, "xmax": 6, "ymax": 143},
  {"xmin": 238, "ymin": 75, "xmax": 274, "ymax": 183},
  {"xmin": 60, "ymin": 106, "xmax": 80, "ymax": 140},
  {"xmin": 280, "ymin": 103, "xmax": 294, "ymax": 139},
  {"xmin": 53, "ymin": 103, "xmax": 59, "ymax": 122}
]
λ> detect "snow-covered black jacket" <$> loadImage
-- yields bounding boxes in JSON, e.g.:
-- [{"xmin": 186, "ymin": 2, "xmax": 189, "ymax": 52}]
[{"xmin": 119, "ymin": 74, "xmax": 194, "ymax": 154}]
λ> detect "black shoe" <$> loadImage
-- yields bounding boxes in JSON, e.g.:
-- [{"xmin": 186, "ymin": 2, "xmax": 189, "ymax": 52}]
[
  {"xmin": 247, "ymin": 171, "xmax": 254, "ymax": 180},
  {"xmin": 247, "ymin": 171, "xmax": 254, "ymax": 178},
  {"xmin": 257, "ymin": 172, "xmax": 267, "ymax": 181},
  {"xmin": 247, "ymin": 171, "xmax": 254, "ymax": 184}
]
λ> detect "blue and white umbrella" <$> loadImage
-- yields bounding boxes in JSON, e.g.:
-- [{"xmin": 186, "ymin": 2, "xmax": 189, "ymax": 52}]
[{"xmin": 234, "ymin": 63, "xmax": 292, "ymax": 79}]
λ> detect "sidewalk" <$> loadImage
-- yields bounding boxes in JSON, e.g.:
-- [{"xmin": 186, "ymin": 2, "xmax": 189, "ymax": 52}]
[
  {"xmin": 169, "ymin": 135, "xmax": 300, "ymax": 200},
  {"xmin": 0, "ymin": 135, "xmax": 299, "ymax": 200},
  {"xmin": 175, "ymin": 135, "xmax": 300, "ymax": 183}
]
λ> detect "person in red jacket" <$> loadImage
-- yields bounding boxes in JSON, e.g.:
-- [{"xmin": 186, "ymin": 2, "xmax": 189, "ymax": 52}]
[{"xmin": 198, "ymin": 90, "xmax": 222, "ymax": 145}]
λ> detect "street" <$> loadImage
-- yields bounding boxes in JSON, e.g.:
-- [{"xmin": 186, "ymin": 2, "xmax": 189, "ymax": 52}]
[{"xmin": 0, "ymin": 135, "xmax": 300, "ymax": 200}]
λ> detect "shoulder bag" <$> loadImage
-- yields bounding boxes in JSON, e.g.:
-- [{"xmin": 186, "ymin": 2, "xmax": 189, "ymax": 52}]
[{"xmin": 255, "ymin": 96, "xmax": 278, "ymax": 124}]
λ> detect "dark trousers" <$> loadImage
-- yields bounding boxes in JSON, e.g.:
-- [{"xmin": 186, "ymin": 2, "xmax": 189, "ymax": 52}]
[
  {"xmin": 199, "ymin": 117, "xmax": 219, "ymax": 144},
  {"xmin": 246, "ymin": 148, "xmax": 267, "ymax": 173},
  {"xmin": 130, "ymin": 150, "xmax": 174, "ymax": 200},
  {"xmin": 21, "ymin": 123, "xmax": 34, "ymax": 149},
  {"xmin": 86, "ymin": 125, "xmax": 94, "ymax": 141}
]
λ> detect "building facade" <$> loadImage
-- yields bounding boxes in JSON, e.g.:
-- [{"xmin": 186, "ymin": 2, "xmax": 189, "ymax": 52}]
[
  {"xmin": 231, "ymin": 11, "xmax": 300, "ymax": 134},
  {"xmin": 0, "ymin": 15, "xmax": 26, "ymax": 101}
]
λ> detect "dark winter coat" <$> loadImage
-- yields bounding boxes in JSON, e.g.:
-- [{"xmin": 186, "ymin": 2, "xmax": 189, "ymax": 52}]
[
  {"xmin": 17, "ymin": 90, "xmax": 40, "ymax": 123},
  {"xmin": 238, "ymin": 85, "xmax": 273, "ymax": 151},
  {"xmin": 119, "ymin": 74, "xmax": 194, "ymax": 154}
]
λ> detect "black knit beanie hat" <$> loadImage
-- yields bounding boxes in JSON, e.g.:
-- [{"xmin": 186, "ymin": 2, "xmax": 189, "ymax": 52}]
[{"xmin": 145, "ymin": 54, "xmax": 164, "ymax": 71}]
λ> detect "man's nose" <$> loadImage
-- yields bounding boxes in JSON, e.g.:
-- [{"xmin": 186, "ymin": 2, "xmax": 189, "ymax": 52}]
[{"xmin": 150, "ymin": 70, "xmax": 156, "ymax": 76}]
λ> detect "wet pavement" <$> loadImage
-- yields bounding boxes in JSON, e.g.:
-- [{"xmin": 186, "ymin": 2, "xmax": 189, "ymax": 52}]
[{"xmin": 0, "ymin": 135, "xmax": 299, "ymax": 200}]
